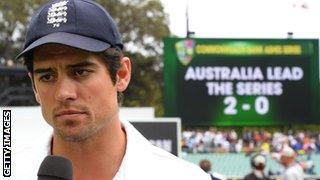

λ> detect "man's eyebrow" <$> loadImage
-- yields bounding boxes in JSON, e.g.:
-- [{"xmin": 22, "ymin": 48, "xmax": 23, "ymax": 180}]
[
  {"xmin": 33, "ymin": 68, "xmax": 54, "ymax": 74},
  {"xmin": 67, "ymin": 60, "xmax": 97, "ymax": 69},
  {"xmin": 33, "ymin": 60, "xmax": 97, "ymax": 74}
]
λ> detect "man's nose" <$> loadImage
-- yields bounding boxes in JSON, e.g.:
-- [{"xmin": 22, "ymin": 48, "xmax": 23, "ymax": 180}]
[{"xmin": 55, "ymin": 77, "xmax": 77, "ymax": 102}]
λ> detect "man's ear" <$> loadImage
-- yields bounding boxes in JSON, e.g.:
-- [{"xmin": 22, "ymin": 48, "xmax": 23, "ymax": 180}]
[
  {"xmin": 28, "ymin": 72, "xmax": 41, "ymax": 104},
  {"xmin": 116, "ymin": 57, "xmax": 131, "ymax": 92}
]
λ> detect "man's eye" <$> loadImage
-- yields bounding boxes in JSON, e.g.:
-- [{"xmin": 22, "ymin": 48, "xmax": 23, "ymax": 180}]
[
  {"xmin": 40, "ymin": 74, "xmax": 54, "ymax": 82},
  {"xmin": 74, "ymin": 69, "xmax": 90, "ymax": 76}
]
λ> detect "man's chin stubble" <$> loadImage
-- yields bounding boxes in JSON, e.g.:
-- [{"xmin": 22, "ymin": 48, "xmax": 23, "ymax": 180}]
[{"xmin": 55, "ymin": 125, "xmax": 100, "ymax": 142}]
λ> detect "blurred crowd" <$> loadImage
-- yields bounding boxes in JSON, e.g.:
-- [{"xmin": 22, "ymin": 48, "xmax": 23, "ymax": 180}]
[{"xmin": 182, "ymin": 129, "xmax": 320, "ymax": 155}]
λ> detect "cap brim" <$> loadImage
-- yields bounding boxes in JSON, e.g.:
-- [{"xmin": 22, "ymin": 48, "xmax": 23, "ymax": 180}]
[{"xmin": 16, "ymin": 32, "xmax": 111, "ymax": 59}]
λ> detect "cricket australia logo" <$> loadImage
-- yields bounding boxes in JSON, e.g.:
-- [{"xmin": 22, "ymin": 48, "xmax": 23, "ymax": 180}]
[
  {"xmin": 175, "ymin": 39, "xmax": 195, "ymax": 66},
  {"xmin": 47, "ymin": 0, "xmax": 68, "ymax": 28}
]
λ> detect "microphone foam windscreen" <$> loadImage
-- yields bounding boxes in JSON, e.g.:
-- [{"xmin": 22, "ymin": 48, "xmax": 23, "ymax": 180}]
[{"xmin": 38, "ymin": 155, "xmax": 73, "ymax": 180}]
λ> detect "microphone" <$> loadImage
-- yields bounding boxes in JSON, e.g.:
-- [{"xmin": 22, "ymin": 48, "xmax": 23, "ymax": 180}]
[{"xmin": 38, "ymin": 155, "xmax": 73, "ymax": 180}]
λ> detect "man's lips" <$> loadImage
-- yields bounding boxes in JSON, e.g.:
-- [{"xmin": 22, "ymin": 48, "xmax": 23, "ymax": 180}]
[{"xmin": 55, "ymin": 109, "xmax": 87, "ymax": 119}]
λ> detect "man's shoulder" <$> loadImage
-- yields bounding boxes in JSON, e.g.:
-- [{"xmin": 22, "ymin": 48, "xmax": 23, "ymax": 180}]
[
  {"xmin": 244, "ymin": 173, "xmax": 255, "ymax": 180},
  {"xmin": 122, "ymin": 120, "xmax": 210, "ymax": 180},
  {"xmin": 286, "ymin": 163, "xmax": 303, "ymax": 173},
  {"xmin": 282, "ymin": 163, "xmax": 304, "ymax": 180},
  {"xmin": 211, "ymin": 172, "xmax": 227, "ymax": 180}
]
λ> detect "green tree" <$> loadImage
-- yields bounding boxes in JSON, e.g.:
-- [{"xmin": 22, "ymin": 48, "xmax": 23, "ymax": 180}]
[
  {"xmin": 0, "ymin": 0, "xmax": 46, "ymax": 62},
  {"xmin": 0, "ymin": 0, "xmax": 170, "ymax": 116}
]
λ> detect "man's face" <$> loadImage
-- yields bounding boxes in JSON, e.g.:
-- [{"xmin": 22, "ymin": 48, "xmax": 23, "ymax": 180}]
[{"xmin": 31, "ymin": 44, "xmax": 124, "ymax": 142}]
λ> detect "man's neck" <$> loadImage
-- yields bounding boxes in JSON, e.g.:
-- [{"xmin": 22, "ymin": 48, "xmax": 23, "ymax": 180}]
[
  {"xmin": 51, "ymin": 119, "xmax": 127, "ymax": 180},
  {"xmin": 283, "ymin": 158, "xmax": 296, "ymax": 168}
]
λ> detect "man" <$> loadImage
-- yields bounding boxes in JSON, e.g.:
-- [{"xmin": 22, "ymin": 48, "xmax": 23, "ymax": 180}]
[
  {"xmin": 16, "ymin": 0, "xmax": 210, "ymax": 179},
  {"xmin": 244, "ymin": 154, "xmax": 270, "ymax": 180},
  {"xmin": 199, "ymin": 159, "xmax": 226, "ymax": 180},
  {"xmin": 279, "ymin": 146, "xmax": 304, "ymax": 180}
]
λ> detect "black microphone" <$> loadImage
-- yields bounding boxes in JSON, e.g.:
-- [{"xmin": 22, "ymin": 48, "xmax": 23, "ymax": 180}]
[{"xmin": 38, "ymin": 155, "xmax": 73, "ymax": 180}]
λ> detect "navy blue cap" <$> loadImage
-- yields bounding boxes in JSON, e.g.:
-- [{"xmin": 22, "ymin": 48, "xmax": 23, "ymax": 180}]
[{"xmin": 17, "ymin": 0, "xmax": 123, "ymax": 59}]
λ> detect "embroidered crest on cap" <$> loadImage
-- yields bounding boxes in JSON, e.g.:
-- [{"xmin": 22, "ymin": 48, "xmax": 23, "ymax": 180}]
[{"xmin": 47, "ymin": 0, "xmax": 68, "ymax": 28}]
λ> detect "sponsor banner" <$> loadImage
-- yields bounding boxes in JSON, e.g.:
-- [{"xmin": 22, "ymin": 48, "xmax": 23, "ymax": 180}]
[{"xmin": 130, "ymin": 118, "xmax": 181, "ymax": 157}]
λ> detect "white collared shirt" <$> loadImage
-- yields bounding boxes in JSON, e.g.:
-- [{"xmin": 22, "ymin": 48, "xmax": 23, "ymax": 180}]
[
  {"xmin": 281, "ymin": 162, "xmax": 304, "ymax": 180},
  {"xmin": 12, "ymin": 119, "xmax": 210, "ymax": 180}
]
